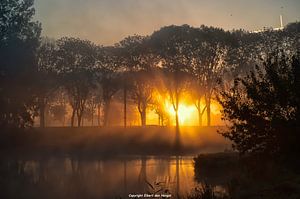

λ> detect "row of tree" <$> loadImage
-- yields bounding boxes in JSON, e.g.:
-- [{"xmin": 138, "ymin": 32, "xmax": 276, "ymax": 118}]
[{"xmin": 1, "ymin": 0, "xmax": 299, "ymax": 130}]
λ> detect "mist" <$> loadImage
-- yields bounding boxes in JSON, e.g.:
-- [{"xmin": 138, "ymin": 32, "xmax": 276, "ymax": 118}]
[{"xmin": 34, "ymin": 0, "xmax": 300, "ymax": 45}]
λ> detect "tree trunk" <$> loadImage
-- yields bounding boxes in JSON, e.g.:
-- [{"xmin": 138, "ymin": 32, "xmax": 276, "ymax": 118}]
[
  {"xmin": 174, "ymin": 90, "xmax": 180, "ymax": 151},
  {"xmin": 63, "ymin": 114, "xmax": 65, "ymax": 127},
  {"xmin": 197, "ymin": 108, "xmax": 202, "ymax": 127},
  {"xmin": 124, "ymin": 86, "xmax": 127, "ymax": 128},
  {"xmin": 197, "ymin": 99, "xmax": 203, "ymax": 127},
  {"xmin": 175, "ymin": 110, "xmax": 180, "ymax": 151},
  {"xmin": 39, "ymin": 102, "xmax": 45, "ymax": 128},
  {"xmin": 206, "ymin": 97, "xmax": 211, "ymax": 126},
  {"xmin": 71, "ymin": 108, "xmax": 76, "ymax": 127},
  {"xmin": 141, "ymin": 112, "xmax": 146, "ymax": 126},
  {"xmin": 103, "ymin": 100, "xmax": 110, "ymax": 127},
  {"xmin": 139, "ymin": 109, "xmax": 146, "ymax": 127},
  {"xmin": 175, "ymin": 110, "xmax": 179, "ymax": 129},
  {"xmin": 195, "ymin": 98, "xmax": 203, "ymax": 127},
  {"xmin": 140, "ymin": 102, "xmax": 147, "ymax": 126},
  {"xmin": 158, "ymin": 114, "xmax": 160, "ymax": 126},
  {"xmin": 97, "ymin": 104, "xmax": 101, "ymax": 126},
  {"xmin": 77, "ymin": 111, "xmax": 82, "ymax": 127}
]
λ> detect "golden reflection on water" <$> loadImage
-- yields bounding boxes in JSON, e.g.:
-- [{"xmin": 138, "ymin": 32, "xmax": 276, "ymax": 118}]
[{"xmin": 19, "ymin": 156, "xmax": 197, "ymax": 198}]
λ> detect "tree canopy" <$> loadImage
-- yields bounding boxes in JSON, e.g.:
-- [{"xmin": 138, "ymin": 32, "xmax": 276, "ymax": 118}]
[
  {"xmin": 0, "ymin": 0, "xmax": 41, "ymax": 128},
  {"xmin": 1, "ymin": 0, "xmax": 300, "ymax": 131},
  {"xmin": 218, "ymin": 52, "xmax": 300, "ymax": 157}
]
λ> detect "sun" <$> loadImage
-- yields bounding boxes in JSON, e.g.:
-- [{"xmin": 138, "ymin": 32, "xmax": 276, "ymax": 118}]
[
  {"xmin": 165, "ymin": 101, "xmax": 196, "ymax": 125},
  {"xmin": 149, "ymin": 92, "xmax": 222, "ymax": 126}
]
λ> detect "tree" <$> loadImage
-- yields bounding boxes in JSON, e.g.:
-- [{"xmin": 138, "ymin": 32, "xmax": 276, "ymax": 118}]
[
  {"xmin": 180, "ymin": 26, "xmax": 234, "ymax": 126},
  {"xmin": 35, "ymin": 37, "xmax": 58, "ymax": 128},
  {"xmin": 49, "ymin": 104, "xmax": 67, "ymax": 126},
  {"xmin": 150, "ymin": 75, "xmax": 169, "ymax": 126},
  {"xmin": 190, "ymin": 82, "xmax": 206, "ymax": 127},
  {"xmin": 130, "ymin": 71, "xmax": 154, "ymax": 126},
  {"xmin": 217, "ymin": 52, "xmax": 300, "ymax": 157},
  {"xmin": 56, "ymin": 37, "xmax": 97, "ymax": 127},
  {"xmin": 150, "ymin": 25, "xmax": 193, "ymax": 147},
  {"xmin": 85, "ymin": 88, "xmax": 102, "ymax": 126},
  {"xmin": 117, "ymin": 35, "xmax": 158, "ymax": 126},
  {"xmin": 190, "ymin": 26, "xmax": 234, "ymax": 126},
  {"xmin": 117, "ymin": 35, "xmax": 158, "ymax": 127},
  {"xmin": 48, "ymin": 89, "xmax": 67, "ymax": 126},
  {"xmin": 94, "ymin": 46, "xmax": 122, "ymax": 127},
  {"xmin": 84, "ymin": 91, "xmax": 99, "ymax": 126},
  {"xmin": 0, "ymin": 0, "xmax": 41, "ymax": 129}
]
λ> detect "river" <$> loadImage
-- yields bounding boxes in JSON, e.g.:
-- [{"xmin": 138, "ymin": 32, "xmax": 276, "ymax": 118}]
[{"xmin": 0, "ymin": 155, "xmax": 214, "ymax": 199}]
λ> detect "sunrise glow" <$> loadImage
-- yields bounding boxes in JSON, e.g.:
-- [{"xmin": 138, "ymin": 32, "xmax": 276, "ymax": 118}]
[
  {"xmin": 165, "ymin": 101, "xmax": 195, "ymax": 125},
  {"xmin": 144, "ymin": 93, "xmax": 222, "ymax": 126}
]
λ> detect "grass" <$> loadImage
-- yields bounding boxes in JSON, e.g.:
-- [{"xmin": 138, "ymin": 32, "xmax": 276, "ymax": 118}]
[{"xmin": 0, "ymin": 126, "xmax": 230, "ymax": 157}]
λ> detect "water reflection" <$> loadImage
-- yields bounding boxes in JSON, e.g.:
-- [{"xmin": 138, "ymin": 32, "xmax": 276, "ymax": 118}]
[{"xmin": 0, "ymin": 156, "xmax": 218, "ymax": 199}]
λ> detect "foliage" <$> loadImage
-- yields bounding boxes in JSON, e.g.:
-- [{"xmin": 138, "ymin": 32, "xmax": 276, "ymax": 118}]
[
  {"xmin": 0, "ymin": 0, "xmax": 41, "ymax": 128},
  {"xmin": 1, "ymin": 0, "xmax": 300, "ymax": 129},
  {"xmin": 187, "ymin": 183, "xmax": 229, "ymax": 199},
  {"xmin": 56, "ymin": 37, "xmax": 98, "ymax": 127},
  {"xmin": 94, "ymin": 46, "xmax": 123, "ymax": 126},
  {"xmin": 218, "ymin": 52, "xmax": 300, "ymax": 156},
  {"xmin": 35, "ymin": 37, "xmax": 59, "ymax": 127},
  {"xmin": 192, "ymin": 152, "xmax": 300, "ymax": 199}
]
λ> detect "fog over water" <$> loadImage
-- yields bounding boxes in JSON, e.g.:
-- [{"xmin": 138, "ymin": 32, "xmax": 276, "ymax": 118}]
[{"xmin": 0, "ymin": 155, "xmax": 235, "ymax": 199}]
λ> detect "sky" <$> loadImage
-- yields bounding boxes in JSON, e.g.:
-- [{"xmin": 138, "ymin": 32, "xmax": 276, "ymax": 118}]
[{"xmin": 34, "ymin": 0, "xmax": 300, "ymax": 46}]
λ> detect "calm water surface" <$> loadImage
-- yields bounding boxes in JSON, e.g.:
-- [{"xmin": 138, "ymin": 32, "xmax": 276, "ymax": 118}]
[{"xmin": 0, "ymin": 156, "xmax": 227, "ymax": 199}]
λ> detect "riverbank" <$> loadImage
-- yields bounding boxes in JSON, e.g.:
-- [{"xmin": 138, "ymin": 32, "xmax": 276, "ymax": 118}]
[
  {"xmin": 0, "ymin": 126, "xmax": 230, "ymax": 157},
  {"xmin": 191, "ymin": 153, "xmax": 300, "ymax": 199}
]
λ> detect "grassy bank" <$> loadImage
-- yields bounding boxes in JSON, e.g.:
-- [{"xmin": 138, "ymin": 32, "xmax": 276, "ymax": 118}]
[{"xmin": 0, "ymin": 126, "xmax": 230, "ymax": 157}]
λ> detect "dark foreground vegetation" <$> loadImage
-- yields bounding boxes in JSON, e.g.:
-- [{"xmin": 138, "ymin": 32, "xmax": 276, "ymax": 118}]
[
  {"xmin": 189, "ymin": 53, "xmax": 300, "ymax": 199},
  {"xmin": 190, "ymin": 153, "xmax": 300, "ymax": 199},
  {"xmin": 218, "ymin": 53, "xmax": 300, "ymax": 162}
]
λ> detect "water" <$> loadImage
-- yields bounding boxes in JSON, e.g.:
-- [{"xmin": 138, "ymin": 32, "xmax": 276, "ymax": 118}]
[{"xmin": 0, "ymin": 156, "xmax": 203, "ymax": 199}]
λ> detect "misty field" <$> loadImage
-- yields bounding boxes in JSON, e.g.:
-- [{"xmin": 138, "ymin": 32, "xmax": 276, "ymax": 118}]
[{"xmin": 0, "ymin": 126, "xmax": 230, "ymax": 157}]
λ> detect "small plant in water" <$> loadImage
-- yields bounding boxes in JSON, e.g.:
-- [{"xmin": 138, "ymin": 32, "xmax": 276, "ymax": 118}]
[
  {"xmin": 145, "ymin": 179, "xmax": 171, "ymax": 196},
  {"xmin": 187, "ymin": 183, "xmax": 229, "ymax": 199}
]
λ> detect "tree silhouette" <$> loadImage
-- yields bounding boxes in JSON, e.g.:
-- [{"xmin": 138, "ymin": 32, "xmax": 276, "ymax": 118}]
[
  {"xmin": 49, "ymin": 101, "xmax": 67, "ymax": 126},
  {"xmin": 95, "ymin": 46, "xmax": 122, "ymax": 127},
  {"xmin": 118, "ymin": 35, "xmax": 158, "ymax": 126},
  {"xmin": 56, "ymin": 37, "xmax": 97, "ymax": 127},
  {"xmin": 218, "ymin": 52, "xmax": 300, "ymax": 157},
  {"xmin": 191, "ymin": 26, "xmax": 233, "ymax": 126},
  {"xmin": 150, "ymin": 25, "xmax": 193, "ymax": 148},
  {"xmin": 0, "ymin": 0, "xmax": 41, "ymax": 128},
  {"xmin": 35, "ymin": 38, "xmax": 58, "ymax": 128},
  {"xmin": 130, "ymin": 71, "xmax": 154, "ymax": 126},
  {"xmin": 1, "ymin": 0, "xmax": 300, "ymax": 132}
]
